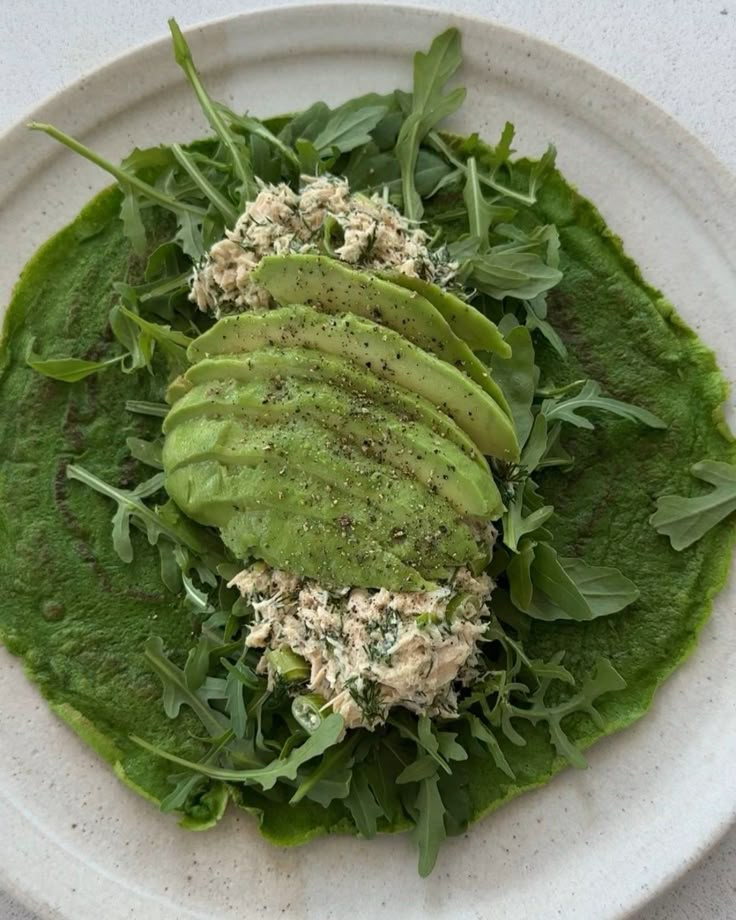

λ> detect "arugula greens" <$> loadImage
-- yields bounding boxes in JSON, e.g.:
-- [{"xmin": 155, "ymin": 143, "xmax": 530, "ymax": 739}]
[
  {"xmin": 541, "ymin": 380, "xmax": 666, "ymax": 430},
  {"xmin": 395, "ymin": 28, "xmax": 466, "ymax": 221},
  {"xmin": 507, "ymin": 540, "xmax": 639, "ymax": 622},
  {"xmin": 26, "ymin": 350, "xmax": 124, "ymax": 382},
  {"xmin": 15, "ymin": 18, "xmax": 733, "ymax": 879},
  {"xmin": 650, "ymin": 460, "xmax": 736, "ymax": 550}
]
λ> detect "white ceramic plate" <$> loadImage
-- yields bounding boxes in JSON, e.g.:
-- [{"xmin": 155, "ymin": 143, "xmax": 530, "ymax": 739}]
[{"xmin": 1, "ymin": 6, "xmax": 734, "ymax": 918}]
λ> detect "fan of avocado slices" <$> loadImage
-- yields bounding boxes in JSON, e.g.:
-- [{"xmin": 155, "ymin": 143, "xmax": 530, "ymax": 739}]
[{"xmin": 2, "ymin": 21, "xmax": 735, "ymax": 876}]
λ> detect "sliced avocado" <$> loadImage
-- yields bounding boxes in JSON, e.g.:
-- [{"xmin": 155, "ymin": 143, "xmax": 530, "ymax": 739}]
[
  {"xmin": 163, "ymin": 413, "xmax": 501, "ymax": 528},
  {"xmin": 220, "ymin": 509, "xmax": 433, "ymax": 591},
  {"xmin": 165, "ymin": 457, "xmax": 483, "ymax": 582},
  {"xmin": 251, "ymin": 254, "xmax": 511, "ymax": 416},
  {"xmin": 165, "ymin": 374, "xmax": 193, "ymax": 404},
  {"xmin": 163, "ymin": 376, "xmax": 501, "ymax": 517},
  {"xmin": 164, "ymin": 415, "xmax": 461, "ymax": 515},
  {"xmin": 380, "ymin": 272, "xmax": 510, "ymax": 358},
  {"xmin": 188, "ymin": 306, "xmax": 519, "ymax": 461},
  {"xmin": 182, "ymin": 346, "xmax": 489, "ymax": 473}
]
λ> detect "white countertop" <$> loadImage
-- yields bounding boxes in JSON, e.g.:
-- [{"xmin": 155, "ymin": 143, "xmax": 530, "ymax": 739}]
[{"xmin": 0, "ymin": 1, "xmax": 734, "ymax": 918}]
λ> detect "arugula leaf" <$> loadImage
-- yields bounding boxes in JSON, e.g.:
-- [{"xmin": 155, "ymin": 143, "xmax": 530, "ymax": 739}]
[
  {"xmin": 144, "ymin": 636, "xmax": 229, "ymax": 737},
  {"xmin": 28, "ymin": 123, "xmax": 206, "ymax": 219},
  {"xmin": 520, "ymin": 413, "xmax": 549, "ymax": 473},
  {"xmin": 117, "ymin": 306, "xmax": 192, "ymax": 374},
  {"xmin": 132, "ymin": 713, "xmax": 345, "ymax": 789},
  {"xmin": 490, "ymin": 323, "xmax": 537, "ymax": 445},
  {"xmin": 463, "ymin": 157, "xmax": 516, "ymax": 247},
  {"xmin": 558, "ymin": 556, "xmax": 641, "ymax": 617},
  {"xmin": 249, "ymin": 134, "xmax": 281, "ymax": 184},
  {"xmin": 345, "ymin": 765, "xmax": 385, "ymax": 837},
  {"xmin": 438, "ymin": 771, "xmax": 472, "ymax": 837},
  {"xmin": 302, "ymin": 772, "xmax": 353, "ymax": 808},
  {"xmin": 29, "ymin": 124, "xmax": 208, "ymax": 259},
  {"xmin": 435, "ymin": 730, "xmax": 467, "ymax": 764},
  {"xmin": 395, "ymin": 28, "xmax": 466, "ymax": 220},
  {"xmin": 295, "ymin": 139, "xmax": 322, "ymax": 175},
  {"xmin": 119, "ymin": 183, "xmax": 147, "ymax": 255},
  {"xmin": 524, "ymin": 293, "xmax": 568, "ymax": 357},
  {"xmin": 161, "ymin": 735, "xmax": 234, "ymax": 819},
  {"xmin": 650, "ymin": 460, "xmax": 736, "ymax": 550},
  {"xmin": 160, "ymin": 771, "xmax": 208, "ymax": 813},
  {"xmin": 170, "ymin": 143, "xmax": 239, "ymax": 225},
  {"xmin": 508, "ymin": 539, "xmax": 639, "ymax": 621},
  {"xmin": 221, "ymin": 665, "xmax": 248, "ymax": 740},
  {"xmin": 520, "ymin": 414, "xmax": 573, "ymax": 473},
  {"xmin": 507, "ymin": 538, "xmax": 535, "ymax": 610},
  {"xmin": 126, "ymin": 437, "xmax": 163, "ymax": 470},
  {"xmin": 173, "ymin": 205, "xmax": 206, "ymax": 261},
  {"xmin": 143, "ymin": 239, "xmax": 188, "ymax": 281},
  {"xmin": 363, "ymin": 749, "xmax": 403, "ymax": 823},
  {"xmin": 466, "ymin": 250, "xmax": 563, "ymax": 301},
  {"xmin": 313, "ymin": 102, "xmax": 389, "ymax": 155},
  {"xmin": 464, "ymin": 714, "xmax": 514, "ymax": 779},
  {"xmin": 461, "ymin": 616, "xmax": 623, "ymax": 776},
  {"xmin": 216, "ymin": 103, "xmax": 301, "ymax": 173},
  {"xmin": 345, "ymin": 145, "xmax": 451, "ymax": 198},
  {"xmin": 390, "ymin": 713, "xmax": 452, "ymax": 774},
  {"xmin": 463, "ymin": 157, "xmax": 491, "ymax": 245},
  {"xmin": 412, "ymin": 775, "xmax": 446, "ymax": 877},
  {"xmin": 527, "ymin": 542, "xmax": 592, "ymax": 621},
  {"xmin": 168, "ymin": 19, "xmax": 256, "ymax": 204},
  {"xmin": 541, "ymin": 380, "xmax": 666, "ymax": 430},
  {"xmin": 396, "ymin": 754, "xmax": 439, "ymax": 785},
  {"xmin": 527, "ymin": 143, "xmax": 558, "ymax": 200},
  {"xmin": 507, "ymin": 659, "xmax": 626, "ymax": 768},
  {"xmin": 27, "ymin": 351, "xmax": 123, "ymax": 383},
  {"xmin": 110, "ymin": 297, "xmax": 155, "ymax": 374},
  {"xmin": 502, "ymin": 480, "xmax": 554, "ymax": 553},
  {"xmin": 427, "ymin": 129, "xmax": 556, "ymax": 206},
  {"xmin": 497, "ymin": 222, "xmax": 561, "ymax": 266},
  {"xmin": 95, "ymin": 470, "xmax": 165, "ymax": 563},
  {"xmin": 290, "ymin": 731, "xmax": 360, "ymax": 804},
  {"xmin": 65, "ymin": 464, "xmax": 213, "ymax": 562},
  {"xmin": 279, "ymin": 101, "xmax": 331, "ymax": 146}
]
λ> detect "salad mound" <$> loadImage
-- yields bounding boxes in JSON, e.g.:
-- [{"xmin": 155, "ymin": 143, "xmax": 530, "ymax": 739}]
[{"xmin": 0, "ymin": 21, "xmax": 734, "ymax": 875}]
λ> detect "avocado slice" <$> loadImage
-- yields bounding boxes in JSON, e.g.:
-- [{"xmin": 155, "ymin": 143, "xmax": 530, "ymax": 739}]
[
  {"xmin": 163, "ymin": 414, "xmax": 493, "ymax": 532},
  {"xmin": 165, "ymin": 373, "xmax": 193, "ymax": 404},
  {"xmin": 181, "ymin": 346, "xmax": 488, "ymax": 473},
  {"xmin": 251, "ymin": 254, "xmax": 511, "ymax": 416},
  {"xmin": 380, "ymin": 272, "xmax": 510, "ymax": 358},
  {"xmin": 188, "ymin": 306, "xmax": 520, "ymax": 461},
  {"xmin": 220, "ymin": 509, "xmax": 434, "ymax": 591},
  {"xmin": 163, "ymin": 376, "xmax": 501, "ymax": 518},
  {"xmin": 165, "ymin": 457, "xmax": 484, "ymax": 586}
]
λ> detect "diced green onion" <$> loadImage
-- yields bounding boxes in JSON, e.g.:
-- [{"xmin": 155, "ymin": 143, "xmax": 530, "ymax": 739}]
[
  {"xmin": 292, "ymin": 693, "xmax": 328, "ymax": 732},
  {"xmin": 266, "ymin": 647, "xmax": 310, "ymax": 682},
  {"xmin": 445, "ymin": 591, "xmax": 477, "ymax": 622}
]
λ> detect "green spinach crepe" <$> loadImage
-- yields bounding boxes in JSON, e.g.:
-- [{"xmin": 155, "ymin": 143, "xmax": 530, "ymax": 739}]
[{"xmin": 1, "ymin": 23, "xmax": 734, "ymax": 874}]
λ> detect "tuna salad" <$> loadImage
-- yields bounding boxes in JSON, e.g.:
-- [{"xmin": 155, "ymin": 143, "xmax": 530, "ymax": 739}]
[{"xmin": 191, "ymin": 175, "xmax": 457, "ymax": 315}]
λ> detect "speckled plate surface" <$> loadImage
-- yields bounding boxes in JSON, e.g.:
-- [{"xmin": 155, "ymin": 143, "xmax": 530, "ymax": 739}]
[{"xmin": 1, "ymin": 5, "xmax": 734, "ymax": 918}]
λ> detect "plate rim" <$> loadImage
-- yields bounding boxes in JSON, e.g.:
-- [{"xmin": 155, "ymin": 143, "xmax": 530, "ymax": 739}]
[{"xmin": 1, "ymin": 3, "xmax": 733, "ymax": 190}]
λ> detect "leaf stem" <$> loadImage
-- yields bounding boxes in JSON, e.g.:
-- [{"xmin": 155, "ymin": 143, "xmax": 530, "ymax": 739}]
[
  {"xmin": 171, "ymin": 143, "xmax": 239, "ymax": 225},
  {"xmin": 168, "ymin": 19, "xmax": 256, "ymax": 201},
  {"xmin": 28, "ymin": 122, "xmax": 206, "ymax": 216},
  {"xmin": 427, "ymin": 132, "xmax": 536, "ymax": 205}
]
